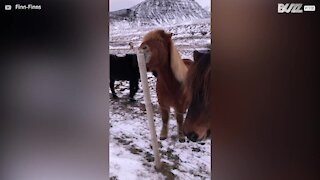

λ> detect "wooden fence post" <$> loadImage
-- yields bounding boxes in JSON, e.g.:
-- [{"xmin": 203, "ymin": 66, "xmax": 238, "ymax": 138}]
[{"xmin": 136, "ymin": 52, "xmax": 161, "ymax": 170}]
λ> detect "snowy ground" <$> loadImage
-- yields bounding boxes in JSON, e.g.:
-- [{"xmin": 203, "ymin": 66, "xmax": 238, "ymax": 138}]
[
  {"xmin": 109, "ymin": 75, "xmax": 211, "ymax": 180},
  {"xmin": 109, "ymin": 19, "xmax": 211, "ymax": 180}
]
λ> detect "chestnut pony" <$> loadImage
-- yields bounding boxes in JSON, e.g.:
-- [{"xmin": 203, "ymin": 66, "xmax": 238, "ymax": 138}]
[
  {"xmin": 138, "ymin": 29, "xmax": 192, "ymax": 142},
  {"xmin": 183, "ymin": 50, "xmax": 211, "ymax": 142}
]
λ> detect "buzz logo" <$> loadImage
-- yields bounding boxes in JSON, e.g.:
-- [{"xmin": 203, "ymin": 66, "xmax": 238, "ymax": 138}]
[
  {"xmin": 278, "ymin": 3, "xmax": 316, "ymax": 13},
  {"xmin": 278, "ymin": 3, "xmax": 303, "ymax": 13}
]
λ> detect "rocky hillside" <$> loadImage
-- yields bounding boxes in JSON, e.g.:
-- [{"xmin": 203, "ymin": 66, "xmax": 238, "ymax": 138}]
[{"xmin": 109, "ymin": 0, "xmax": 210, "ymax": 26}]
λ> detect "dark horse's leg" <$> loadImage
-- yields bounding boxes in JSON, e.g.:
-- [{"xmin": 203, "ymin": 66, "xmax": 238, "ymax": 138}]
[
  {"xmin": 129, "ymin": 79, "xmax": 138, "ymax": 101},
  {"xmin": 175, "ymin": 110, "xmax": 185, "ymax": 142},
  {"xmin": 110, "ymin": 79, "xmax": 118, "ymax": 99},
  {"xmin": 160, "ymin": 107, "xmax": 169, "ymax": 140},
  {"xmin": 152, "ymin": 71, "xmax": 157, "ymax": 77}
]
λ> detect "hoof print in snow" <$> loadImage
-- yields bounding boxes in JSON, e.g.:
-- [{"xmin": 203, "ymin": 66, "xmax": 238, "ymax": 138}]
[
  {"xmin": 144, "ymin": 152, "xmax": 154, "ymax": 162},
  {"xmin": 192, "ymin": 147, "xmax": 201, "ymax": 152},
  {"xmin": 129, "ymin": 145, "xmax": 143, "ymax": 155},
  {"xmin": 156, "ymin": 162, "xmax": 176, "ymax": 180},
  {"xmin": 142, "ymin": 162, "xmax": 152, "ymax": 168},
  {"xmin": 109, "ymin": 176, "xmax": 118, "ymax": 180},
  {"xmin": 139, "ymin": 104, "xmax": 146, "ymax": 111},
  {"xmin": 114, "ymin": 137, "xmax": 132, "ymax": 146}
]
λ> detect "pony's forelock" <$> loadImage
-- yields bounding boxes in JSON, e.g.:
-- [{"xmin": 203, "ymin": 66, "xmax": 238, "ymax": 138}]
[
  {"xmin": 142, "ymin": 28, "xmax": 188, "ymax": 83},
  {"xmin": 142, "ymin": 29, "xmax": 165, "ymax": 43}
]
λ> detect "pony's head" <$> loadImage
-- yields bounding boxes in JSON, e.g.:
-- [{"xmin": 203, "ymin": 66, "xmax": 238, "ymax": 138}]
[
  {"xmin": 139, "ymin": 29, "xmax": 172, "ymax": 69},
  {"xmin": 138, "ymin": 29, "xmax": 187, "ymax": 82},
  {"xmin": 183, "ymin": 50, "xmax": 211, "ymax": 142}
]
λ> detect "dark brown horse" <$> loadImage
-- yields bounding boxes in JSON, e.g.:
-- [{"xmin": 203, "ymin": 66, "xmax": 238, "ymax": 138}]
[
  {"xmin": 183, "ymin": 50, "xmax": 211, "ymax": 142},
  {"xmin": 138, "ymin": 29, "xmax": 192, "ymax": 142}
]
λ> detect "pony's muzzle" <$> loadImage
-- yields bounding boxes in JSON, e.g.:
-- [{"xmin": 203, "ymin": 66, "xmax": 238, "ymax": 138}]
[
  {"xmin": 138, "ymin": 45, "xmax": 151, "ymax": 64},
  {"xmin": 185, "ymin": 130, "xmax": 210, "ymax": 142},
  {"xmin": 186, "ymin": 132, "xmax": 198, "ymax": 142},
  {"xmin": 138, "ymin": 44, "xmax": 149, "ymax": 53}
]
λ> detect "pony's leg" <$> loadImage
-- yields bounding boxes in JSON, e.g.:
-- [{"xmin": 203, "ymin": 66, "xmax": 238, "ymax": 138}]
[
  {"xmin": 134, "ymin": 79, "xmax": 139, "ymax": 93},
  {"xmin": 160, "ymin": 107, "xmax": 169, "ymax": 140},
  {"xmin": 110, "ymin": 79, "xmax": 118, "ymax": 98},
  {"xmin": 133, "ymin": 80, "xmax": 139, "ymax": 98},
  {"xmin": 175, "ymin": 111, "xmax": 185, "ymax": 142},
  {"xmin": 129, "ymin": 79, "xmax": 138, "ymax": 101}
]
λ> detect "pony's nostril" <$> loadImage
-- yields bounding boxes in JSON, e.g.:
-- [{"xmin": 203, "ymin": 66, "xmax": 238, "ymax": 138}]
[
  {"xmin": 187, "ymin": 132, "xmax": 198, "ymax": 142},
  {"xmin": 142, "ymin": 46, "xmax": 147, "ymax": 50}
]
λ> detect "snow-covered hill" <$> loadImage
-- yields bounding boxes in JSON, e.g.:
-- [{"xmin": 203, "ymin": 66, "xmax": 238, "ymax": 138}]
[{"xmin": 110, "ymin": 0, "xmax": 210, "ymax": 26}]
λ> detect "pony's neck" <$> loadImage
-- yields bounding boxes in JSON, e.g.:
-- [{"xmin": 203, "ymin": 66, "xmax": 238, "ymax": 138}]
[
  {"xmin": 158, "ymin": 63, "xmax": 177, "ymax": 81},
  {"xmin": 169, "ymin": 42, "xmax": 188, "ymax": 83},
  {"xmin": 157, "ymin": 63, "xmax": 183, "ymax": 92}
]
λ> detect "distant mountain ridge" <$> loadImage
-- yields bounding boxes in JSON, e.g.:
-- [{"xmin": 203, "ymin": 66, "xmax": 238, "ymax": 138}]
[{"xmin": 110, "ymin": 0, "xmax": 210, "ymax": 26}]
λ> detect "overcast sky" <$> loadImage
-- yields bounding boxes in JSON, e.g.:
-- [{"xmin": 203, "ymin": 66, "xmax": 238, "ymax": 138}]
[{"xmin": 110, "ymin": 0, "xmax": 210, "ymax": 11}]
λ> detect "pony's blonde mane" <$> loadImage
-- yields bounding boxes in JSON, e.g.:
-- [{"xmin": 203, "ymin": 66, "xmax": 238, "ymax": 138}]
[
  {"xmin": 142, "ymin": 29, "xmax": 188, "ymax": 83},
  {"xmin": 170, "ymin": 43, "xmax": 187, "ymax": 82}
]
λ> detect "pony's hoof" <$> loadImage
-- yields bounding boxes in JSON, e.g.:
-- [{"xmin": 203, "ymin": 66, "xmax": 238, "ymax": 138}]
[
  {"xmin": 179, "ymin": 137, "xmax": 186, "ymax": 143},
  {"xmin": 129, "ymin": 98, "xmax": 136, "ymax": 102},
  {"xmin": 160, "ymin": 136, "xmax": 167, "ymax": 140}
]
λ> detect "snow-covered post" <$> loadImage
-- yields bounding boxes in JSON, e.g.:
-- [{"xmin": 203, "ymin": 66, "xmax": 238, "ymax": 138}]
[{"xmin": 136, "ymin": 52, "xmax": 161, "ymax": 170}]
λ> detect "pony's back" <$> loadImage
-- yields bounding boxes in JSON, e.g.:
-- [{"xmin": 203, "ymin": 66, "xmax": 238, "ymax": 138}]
[{"xmin": 110, "ymin": 54, "xmax": 140, "ymax": 80}]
